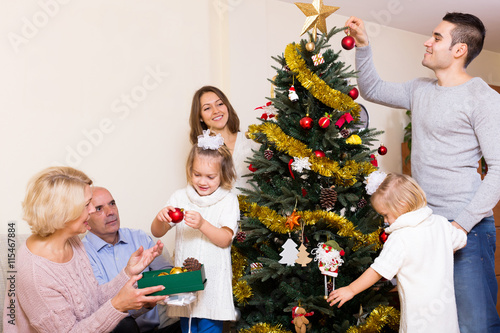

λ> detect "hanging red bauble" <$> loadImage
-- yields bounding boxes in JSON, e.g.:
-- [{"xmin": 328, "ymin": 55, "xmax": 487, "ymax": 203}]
[
  {"xmin": 248, "ymin": 164, "xmax": 257, "ymax": 172},
  {"xmin": 341, "ymin": 36, "xmax": 355, "ymax": 50},
  {"xmin": 300, "ymin": 115, "xmax": 313, "ymax": 130},
  {"xmin": 379, "ymin": 230, "xmax": 388, "ymax": 244},
  {"xmin": 378, "ymin": 144, "xmax": 388, "ymax": 155},
  {"xmin": 318, "ymin": 115, "xmax": 331, "ymax": 128},
  {"xmin": 301, "ymin": 188, "xmax": 307, "ymax": 197},
  {"xmin": 348, "ymin": 87, "xmax": 359, "ymax": 100},
  {"xmin": 314, "ymin": 150, "xmax": 325, "ymax": 158},
  {"xmin": 370, "ymin": 154, "xmax": 378, "ymax": 167}
]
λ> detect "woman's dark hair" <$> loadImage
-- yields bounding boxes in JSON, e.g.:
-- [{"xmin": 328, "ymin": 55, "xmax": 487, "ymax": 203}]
[{"xmin": 189, "ymin": 86, "xmax": 240, "ymax": 144}]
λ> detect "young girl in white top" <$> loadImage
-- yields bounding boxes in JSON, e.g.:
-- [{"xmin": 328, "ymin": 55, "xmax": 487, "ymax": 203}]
[
  {"xmin": 151, "ymin": 130, "xmax": 238, "ymax": 333},
  {"xmin": 327, "ymin": 172, "xmax": 467, "ymax": 333}
]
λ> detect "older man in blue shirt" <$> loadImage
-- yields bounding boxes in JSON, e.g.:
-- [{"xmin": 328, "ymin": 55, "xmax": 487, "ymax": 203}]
[{"xmin": 83, "ymin": 186, "xmax": 180, "ymax": 333}]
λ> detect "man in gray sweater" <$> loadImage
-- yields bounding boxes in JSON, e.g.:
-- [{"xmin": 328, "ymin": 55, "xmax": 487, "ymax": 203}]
[{"xmin": 345, "ymin": 12, "xmax": 500, "ymax": 332}]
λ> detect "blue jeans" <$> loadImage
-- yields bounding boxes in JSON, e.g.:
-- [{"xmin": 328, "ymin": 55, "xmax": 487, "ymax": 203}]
[
  {"xmin": 180, "ymin": 318, "xmax": 223, "ymax": 333},
  {"xmin": 454, "ymin": 216, "xmax": 500, "ymax": 332}
]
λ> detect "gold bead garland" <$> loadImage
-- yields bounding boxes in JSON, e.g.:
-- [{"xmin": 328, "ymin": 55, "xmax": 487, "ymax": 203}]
[
  {"xmin": 248, "ymin": 122, "xmax": 376, "ymax": 186},
  {"xmin": 284, "ymin": 43, "xmax": 361, "ymax": 119}
]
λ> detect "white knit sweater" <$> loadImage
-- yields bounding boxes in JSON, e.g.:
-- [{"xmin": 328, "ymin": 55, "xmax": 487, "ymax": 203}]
[
  {"xmin": 165, "ymin": 186, "xmax": 239, "ymax": 321},
  {"xmin": 371, "ymin": 206, "xmax": 467, "ymax": 332}
]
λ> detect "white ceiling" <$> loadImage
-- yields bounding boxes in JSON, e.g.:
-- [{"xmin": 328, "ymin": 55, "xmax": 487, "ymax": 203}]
[{"xmin": 279, "ymin": 0, "xmax": 500, "ymax": 53}]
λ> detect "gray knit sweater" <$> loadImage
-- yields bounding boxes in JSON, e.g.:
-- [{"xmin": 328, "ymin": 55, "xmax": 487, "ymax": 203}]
[{"xmin": 356, "ymin": 45, "xmax": 500, "ymax": 232}]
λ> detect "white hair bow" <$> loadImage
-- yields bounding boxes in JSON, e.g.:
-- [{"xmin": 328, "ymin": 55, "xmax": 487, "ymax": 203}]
[
  {"xmin": 364, "ymin": 171, "xmax": 387, "ymax": 195},
  {"xmin": 197, "ymin": 130, "xmax": 224, "ymax": 150}
]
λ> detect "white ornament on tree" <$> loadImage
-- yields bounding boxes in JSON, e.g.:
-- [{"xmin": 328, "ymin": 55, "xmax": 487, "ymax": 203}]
[
  {"xmin": 279, "ymin": 238, "xmax": 299, "ymax": 266},
  {"xmin": 288, "ymin": 85, "xmax": 299, "ymax": 102},
  {"xmin": 291, "ymin": 157, "xmax": 312, "ymax": 173}
]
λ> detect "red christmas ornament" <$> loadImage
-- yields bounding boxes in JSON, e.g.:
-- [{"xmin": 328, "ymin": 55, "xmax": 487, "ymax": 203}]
[
  {"xmin": 168, "ymin": 208, "xmax": 184, "ymax": 223},
  {"xmin": 318, "ymin": 114, "xmax": 331, "ymax": 128},
  {"xmin": 302, "ymin": 188, "xmax": 307, "ymax": 197},
  {"xmin": 300, "ymin": 115, "xmax": 313, "ymax": 130},
  {"xmin": 370, "ymin": 154, "xmax": 378, "ymax": 167},
  {"xmin": 378, "ymin": 144, "xmax": 388, "ymax": 155},
  {"xmin": 348, "ymin": 87, "xmax": 359, "ymax": 100},
  {"xmin": 249, "ymin": 164, "xmax": 257, "ymax": 172},
  {"xmin": 314, "ymin": 150, "xmax": 325, "ymax": 158},
  {"xmin": 379, "ymin": 230, "xmax": 388, "ymax": 244},
  {"xmin": 288, "ymin": 158, "xmax": 295, "ymax": 179},
  {"xmin": 341, "ymin": 36, "xmax": 355, "ymax": 50}
]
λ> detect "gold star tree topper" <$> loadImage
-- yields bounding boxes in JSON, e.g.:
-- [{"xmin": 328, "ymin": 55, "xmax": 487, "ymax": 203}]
[{"xmin": 295, "ymin": 0, "xmax": 339, "ymax": 40}]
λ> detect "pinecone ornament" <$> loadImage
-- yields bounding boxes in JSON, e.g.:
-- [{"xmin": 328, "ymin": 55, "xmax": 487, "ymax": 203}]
[
  {"xmin": 236, "ymin": 231, "xmax": 247, "ymax": 242},
  {"xmin": 357, "ymin": 198, "xmax": 368, "ymax": 208},
  {"xmin": 327, "ymin": 281, "xmax": 334, "ymax": 293},
  {"xmin": 340, "ymin": 128, "xmax": 350, "ymax": 138},
  {"xmin": 320, "ymin": 187, "xmax": 338, "ymax": 209},
  {"xmin": 264, "ymin": 149, "xmax": 274, "ymax": 160},
  {"xmin": 183, "ymin": 257, "xmax": 202, "ymax": 271}
]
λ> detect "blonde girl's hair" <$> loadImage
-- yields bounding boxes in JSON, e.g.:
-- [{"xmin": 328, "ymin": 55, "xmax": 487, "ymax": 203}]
[
  {"xmin": 370, "ymin": 173, "xmax": 427, "ymax": 217},
  {"xmin": 185, "ymin": 144, "xmax": 236, "ymax": 190},
  {"xmin": 22, "ymin": 166, "xmax": 93, "ymax": 237},
  {"xmin": 189, "ymin": 86, "xmax": 240, "ymax": 144}
]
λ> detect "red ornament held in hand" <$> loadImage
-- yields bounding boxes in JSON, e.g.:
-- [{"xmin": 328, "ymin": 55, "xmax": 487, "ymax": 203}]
[
  {"xmin": 341, "ymin": 36, "xmax": 355, "ymax": 50},
  {"xmin": 378, "ymin": 144, "xmax": 388, "ymax": 155},
  {"xmin": 300, "ymin": 115, "xmax": 313, "ymax": 130},
  {"xmin": 168, "ymin": 208, "xmax": 184, "ymax": 223}
]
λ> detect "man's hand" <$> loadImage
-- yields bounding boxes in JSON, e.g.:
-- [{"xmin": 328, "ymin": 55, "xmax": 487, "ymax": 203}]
[
  {"xmin": 451, "ymin": 221, "xmax": 468, "ymax": 234},
  {"xmin": 125, "ymin": 240, "xmax": 164, "ymax": 277},
  {"xmin": 344, "ymin": 16, "xmax": 369, "ymax": 48}
]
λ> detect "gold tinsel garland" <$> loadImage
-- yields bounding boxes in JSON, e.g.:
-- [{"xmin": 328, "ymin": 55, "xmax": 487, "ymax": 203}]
[
  {"xmin": 284, "ymin": 43, "xmax": 361, "ymax": 119},
  {"xmin": 346, "ymin": 305, "xmax": 400, "ymax": 333},
  {"xmin": 248, "ymin": 122, "xmax": 376, "ymax": 186},
  {"xmin": 238, "ymin": 197, "xmax": 383, "ymax": 251},
  {"xmin": 238, "ymin": 323, "xmax": 293, "ymax": 333}
]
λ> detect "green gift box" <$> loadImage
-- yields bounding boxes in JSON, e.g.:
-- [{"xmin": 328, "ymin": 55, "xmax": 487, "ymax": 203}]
[{"xmin": 138, "ymin": 265, "xmax": 206, "ymax": 296}]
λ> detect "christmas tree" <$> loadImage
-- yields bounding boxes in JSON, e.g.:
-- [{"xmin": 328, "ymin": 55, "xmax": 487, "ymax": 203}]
[{"xmin": 231, "ymin": 2, "xmax": 400, "ymax": 333}]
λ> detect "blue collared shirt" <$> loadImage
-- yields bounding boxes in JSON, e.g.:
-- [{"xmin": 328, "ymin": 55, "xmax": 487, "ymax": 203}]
[{"xmin": 82, "ymin": 228, "xmax": 173, "ymax": 332}]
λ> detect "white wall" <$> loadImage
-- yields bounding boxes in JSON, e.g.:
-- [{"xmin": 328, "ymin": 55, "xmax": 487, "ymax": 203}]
[{"xmin": 2, "ymin": 0, "xmax": 500, "ymax": 256}]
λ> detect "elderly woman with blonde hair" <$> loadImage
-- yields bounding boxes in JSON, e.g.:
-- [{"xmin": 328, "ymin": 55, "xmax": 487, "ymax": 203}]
[{"xmin": 3, "ymin": 166, "xmax": 167, "ymax": 333}]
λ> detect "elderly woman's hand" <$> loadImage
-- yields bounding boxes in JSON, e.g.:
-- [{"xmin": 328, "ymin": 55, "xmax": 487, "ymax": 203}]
[
  {"xmin": 125, "ymin": 240, "xmax": 164, "ymax": 277},
  {"xmin": 111, "ymin": 274, "xmax": 167, "ymax": 312}
]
